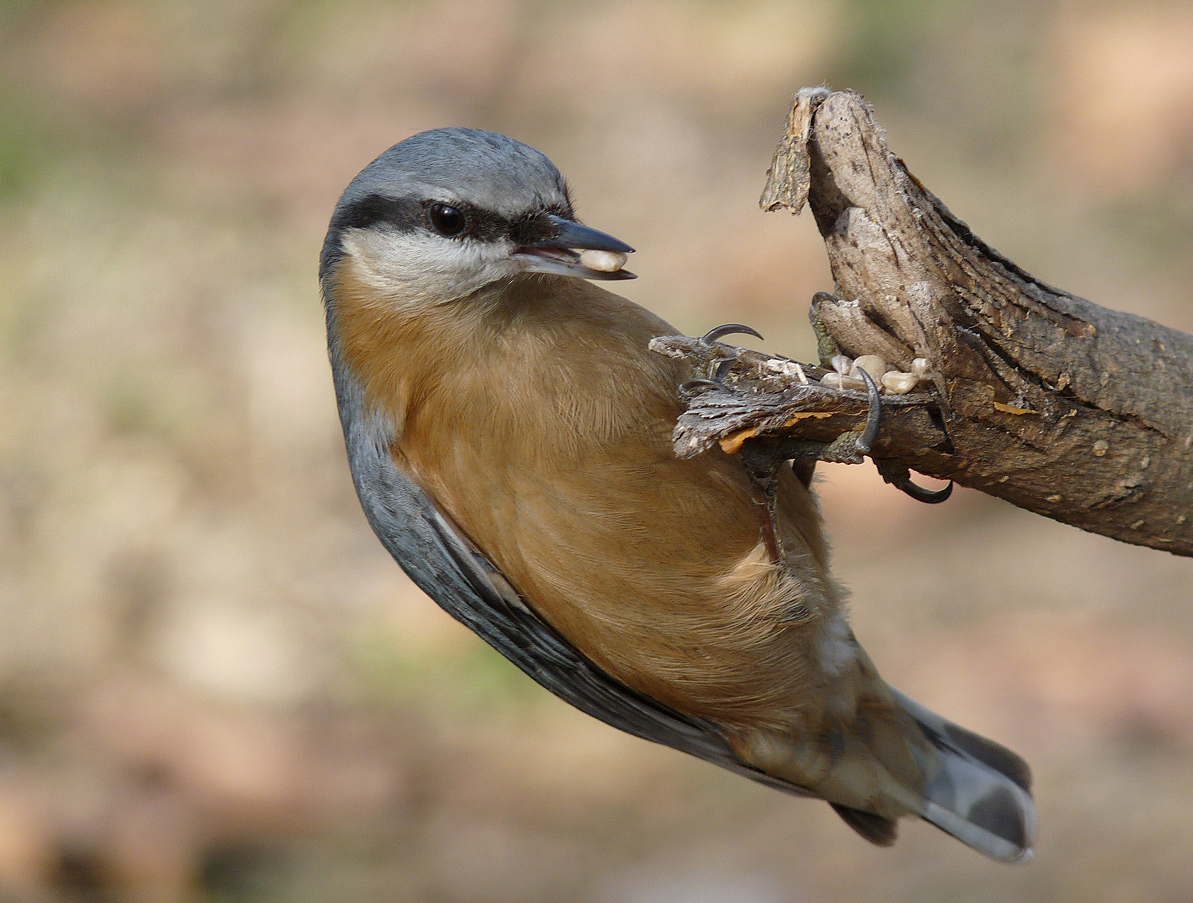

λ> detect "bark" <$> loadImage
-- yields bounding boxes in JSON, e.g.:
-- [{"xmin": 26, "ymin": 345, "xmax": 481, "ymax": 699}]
[{"xmin": 659, "ymin": 88, "xmax": 1193, "ymax": 556}]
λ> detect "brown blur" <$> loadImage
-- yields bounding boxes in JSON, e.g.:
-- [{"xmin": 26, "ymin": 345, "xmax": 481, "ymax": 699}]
[{"xmin": 2, "ymin": 1, "xmax": 1193, "ymax": 900}]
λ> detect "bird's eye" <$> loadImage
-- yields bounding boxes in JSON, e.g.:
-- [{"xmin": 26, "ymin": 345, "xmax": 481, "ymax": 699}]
[{"xmin": 428, "ymin": 203, "xmax": 467, "ymax": 236}]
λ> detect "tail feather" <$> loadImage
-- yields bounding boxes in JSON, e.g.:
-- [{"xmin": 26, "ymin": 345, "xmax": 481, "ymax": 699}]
[
  {"xmin": 893, "ymin": 689, "xmax": 1037, "ymax": 863},
  {"xmin": 830, "ymin": 803, "xmax": 898, "ymax": 847}
]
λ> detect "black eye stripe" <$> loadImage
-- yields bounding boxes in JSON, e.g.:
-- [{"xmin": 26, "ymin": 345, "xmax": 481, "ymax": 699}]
[
  {"xmin": 320, "ymin": 192, "xmax": 576, "ymax": 284},
  {"xmin": 452, "ymin": 205, "xmax": 511, "ymax": 243},
  {"xmin": 331, "ymin": 193, "xmax": 423, "ymax": 234},
  {"xmin": 509, "ymin": 211, "xmax": 559, "ymax": 247},
  {"xmin": 330, "ymin": 193, "xmax": 575, "ymax": 245}
]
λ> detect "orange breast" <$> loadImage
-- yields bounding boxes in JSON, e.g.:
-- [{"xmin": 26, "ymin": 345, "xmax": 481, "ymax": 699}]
[{"xmin": 332, "ymin": 257, "xmax": 839, "ymax": 731}]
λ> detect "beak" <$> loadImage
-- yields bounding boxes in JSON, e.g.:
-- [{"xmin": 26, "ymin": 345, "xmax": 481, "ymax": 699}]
[{"xmin": 514, "ymin": 214, "xmax": 636, "ymax": 281}]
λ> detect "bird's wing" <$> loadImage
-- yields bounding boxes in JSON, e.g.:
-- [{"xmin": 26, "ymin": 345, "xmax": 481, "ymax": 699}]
[{"xmin": 365, "ymin": 458, "xmax": 811, "ymax": 789}]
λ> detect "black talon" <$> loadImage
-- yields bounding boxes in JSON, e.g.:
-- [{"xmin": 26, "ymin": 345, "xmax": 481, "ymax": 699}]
[
  {"xmin": 680, "ymin": 357, "xmax": 739, "ymax": 399},
  {"xmin": 875, "ymin": 460, "xmax": 954, "ymax": 504},
  {"xmin": 679, "ymin": 378, "xmax": 724, "ymax": 396},
  {"xmin": 702, "ymin": 323, "xmax": 765, "ymax": 344},
  {"xmin": 854, "ymin": 367, "xmax": 883, "ymax": 456},
  {"xmin": 901, "ymin": 478, "xmax": 954, "ymax": 504}
]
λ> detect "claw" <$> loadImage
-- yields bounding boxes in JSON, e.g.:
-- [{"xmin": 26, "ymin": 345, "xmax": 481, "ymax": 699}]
[
  {"xmin": 702, "ymin": 323, "xmax": 765, "ymax": 344},
  {"xmin": 875, "ymin": 460, "xmax": 954, "ymax": 504},
  {"xmin": 680, "ymin": 356, "xmax": 741, "ymax": 399},
  {"xmin": 679, "ymin": 377, "xmax": 724, "ymax": 396},
  {"xmin": 900, "ymin": 479, "xmax": 954, "ymax": 504},
  {"xmin": 853, "ymin": 366, "xmax": 883, "ymax": 456}
]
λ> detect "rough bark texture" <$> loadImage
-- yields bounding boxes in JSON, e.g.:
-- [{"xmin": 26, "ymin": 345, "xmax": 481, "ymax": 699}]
[{"xmin": 662, "ymin": 88, "xmax": 1193, "ymax": 556}]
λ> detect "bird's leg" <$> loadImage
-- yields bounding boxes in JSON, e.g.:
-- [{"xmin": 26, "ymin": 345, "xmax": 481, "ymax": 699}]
[
  {"xmin": 738, "ymin": 443, "xmax": 786, "ymax": 565},
  {"xmin": 803, "ymin": 365, "xmax": 883, "ymax": 465},
  {"xmin": 688, "ymin": 323, "xmax": 791, "ymax": 562},
  {"xmin": 809, "ymin": 293, "xmax": 842, "ymax": 369}
]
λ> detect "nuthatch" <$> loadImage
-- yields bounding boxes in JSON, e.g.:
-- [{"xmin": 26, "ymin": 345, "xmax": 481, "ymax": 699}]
[{"xmin": 320, "ymin": 128, "xmax": 1036, "ymax": 861}]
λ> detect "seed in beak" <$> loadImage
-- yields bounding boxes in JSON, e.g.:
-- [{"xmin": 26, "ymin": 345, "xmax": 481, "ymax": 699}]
[{"xmin": 580, "ymin": 249, "xmax": 629, "ymax": 273}]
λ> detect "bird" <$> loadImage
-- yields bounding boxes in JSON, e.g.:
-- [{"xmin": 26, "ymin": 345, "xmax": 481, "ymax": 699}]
[{"xmin": 319, "ymin": 127, "xmax": 1036, "ymax": 862}]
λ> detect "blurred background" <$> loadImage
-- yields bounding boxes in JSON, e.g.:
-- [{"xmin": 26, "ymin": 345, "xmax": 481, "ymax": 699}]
[{"xmin": 2, "ymin": 0, "xmax": 1193, "ymax": 900}]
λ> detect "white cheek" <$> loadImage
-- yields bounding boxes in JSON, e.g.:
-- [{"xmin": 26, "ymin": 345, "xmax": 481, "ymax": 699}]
[{"xmin": 342, "ymin": 229, "xmax": 516, "ymax": 306}]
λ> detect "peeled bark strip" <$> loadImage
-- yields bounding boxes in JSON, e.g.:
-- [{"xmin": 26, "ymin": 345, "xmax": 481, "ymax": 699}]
[{"xmin": 669, "ymin": 89, "xmax": 1193, "ymax": 556}]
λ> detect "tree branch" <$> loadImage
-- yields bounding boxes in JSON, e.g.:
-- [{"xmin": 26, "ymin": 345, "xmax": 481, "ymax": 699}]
[{"xmin": 660, "ymin": 88, "xmax": 1193, "ymax": 556}]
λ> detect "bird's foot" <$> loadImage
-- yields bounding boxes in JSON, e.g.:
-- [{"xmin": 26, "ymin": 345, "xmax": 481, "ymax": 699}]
[
  {"xmin": 802, "ymin": 365, "xmax": 955, "ymax": 503},
  {"xmin": 680, "ymin": 319, "xmax": 954, "ymax": 506},
  {"xmin": 805, "ymin": 365, "xmax": 883, "ymax": 465},
  {"xmin": 678, "ymin": 323, "xmax": 765, "ymax": 397}
]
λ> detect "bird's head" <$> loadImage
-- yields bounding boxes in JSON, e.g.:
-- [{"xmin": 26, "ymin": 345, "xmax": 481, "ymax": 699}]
[{"xmin": 320, "ymin": 128, "xmax": 635, "ymax": 310}]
